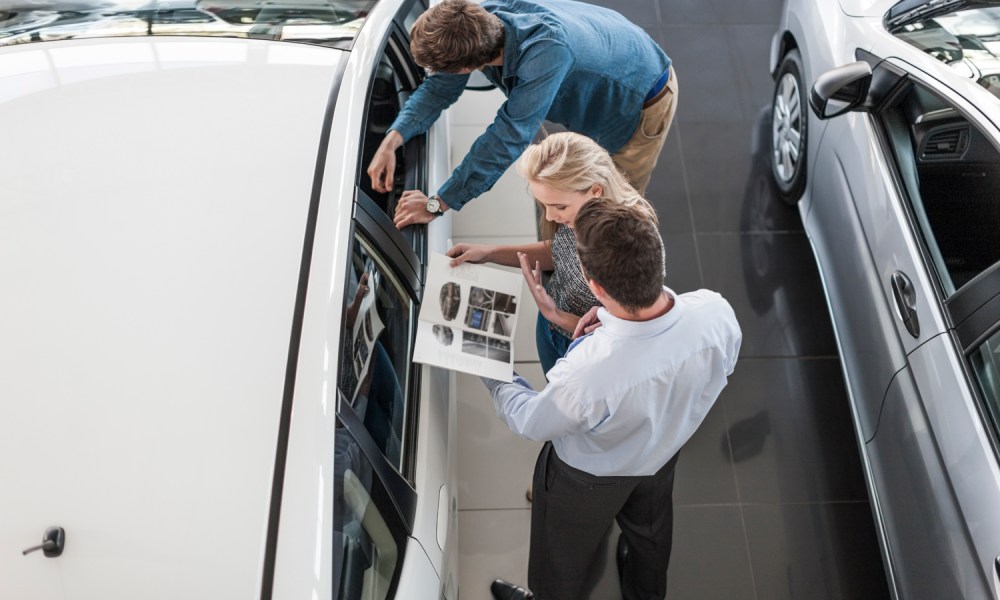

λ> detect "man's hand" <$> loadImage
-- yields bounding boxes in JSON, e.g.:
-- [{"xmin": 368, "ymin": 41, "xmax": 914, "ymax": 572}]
[
  {"xmin": 394, "ymin": 190, "xmax": 445, "ymax": 229},
  {"xmin": 572, "ymin": 306, "xmax": 602, "ymax": 339},
  {"xmin": 446, "ymin": 243, "xmax": 494, "ymax": 266},
  {"xmin": 367, "ymin": 131, "xmax": 403, "ymax": 194}
]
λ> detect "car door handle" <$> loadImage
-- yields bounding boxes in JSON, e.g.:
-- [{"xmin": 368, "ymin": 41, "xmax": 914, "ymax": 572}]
[{"xmin": 890, "ymin": 271, "xmax": 920, "ymax": 338}]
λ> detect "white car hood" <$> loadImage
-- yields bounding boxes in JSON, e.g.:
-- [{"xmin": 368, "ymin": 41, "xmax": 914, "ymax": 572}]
[
  {"xmin": 0, "ymin": 37, "xmax": 345, "ymax": 598},
  {"xmin": 839, "ymin": 0, "xmax": 899, "ymax": 17}
]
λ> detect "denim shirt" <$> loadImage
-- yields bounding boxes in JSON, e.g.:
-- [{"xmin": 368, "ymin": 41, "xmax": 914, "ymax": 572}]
[{"xmin": 389, "ymin": 0, "xmax": 671, "ymax": 210}]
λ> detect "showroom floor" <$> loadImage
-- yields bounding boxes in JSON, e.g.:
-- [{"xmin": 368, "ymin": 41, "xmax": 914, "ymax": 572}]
[{"xmin": 447, "ymin": 1, "xmax": 892, "ymax": 598}]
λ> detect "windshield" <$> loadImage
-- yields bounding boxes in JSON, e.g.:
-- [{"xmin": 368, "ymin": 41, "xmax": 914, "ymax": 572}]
[
  {"xmin": 0, "ymin": 0, "xmax": 377, "ymax": 48},
  {"xmin": 893, "ymin": 6, "xmax": 1000, "ymax": 98}
]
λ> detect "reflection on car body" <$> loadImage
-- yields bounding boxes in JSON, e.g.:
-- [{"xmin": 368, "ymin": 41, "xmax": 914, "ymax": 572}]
[
  {"xmin": 0, "ymin": 0, "xmax": 459, "ymax": 598},
  {"xmin": 771, "ymin": 0, "xmax": 1000, "ymax": 598}
]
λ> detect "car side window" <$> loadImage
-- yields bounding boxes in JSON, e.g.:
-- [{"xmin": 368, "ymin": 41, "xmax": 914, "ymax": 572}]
[
  {"xmin": 970, "ymin": 329, "xmax": 1000, "ymax": 440},
  {"xmin": 333, "ymin": 421, "xmax": 406, "ymax": 600},
  {"xmin": 402, "ymin": 0, "xmax": 427, "ymax": 33},
  {"xmin": 358, "ymin": 29, "xmax": 425, "ymax": 221},
  {"xmin": 338, "ymin": 232, "xmax": 416, "ymax": 472},
  {"xmin": 879, "ymin": 80, "xmax": 1000, "ymax": 296}
]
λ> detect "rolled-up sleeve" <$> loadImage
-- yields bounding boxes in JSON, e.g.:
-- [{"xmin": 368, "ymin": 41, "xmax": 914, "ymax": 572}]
[
  {"xmin": 437, "ymin": 41, "xmax": 574, "ymax": 209},
  {"xmin": 390, "ymin": 73, "xmax": 471, "ymax": 143}
]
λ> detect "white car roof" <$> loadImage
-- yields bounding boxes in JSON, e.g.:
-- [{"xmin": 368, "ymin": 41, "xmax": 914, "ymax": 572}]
[{"xmin": 0, "ymin": 36, "xmax": 346, "ymax": 597}]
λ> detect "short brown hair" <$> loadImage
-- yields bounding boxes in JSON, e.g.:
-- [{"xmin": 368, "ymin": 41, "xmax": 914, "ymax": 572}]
[
  {"xmin": 410, "ymin": 0, "xmax": 504, "ymax": 73},
  {"xmin": 574, "ymin": 198, "xmax": 665, "ymax": 313}
]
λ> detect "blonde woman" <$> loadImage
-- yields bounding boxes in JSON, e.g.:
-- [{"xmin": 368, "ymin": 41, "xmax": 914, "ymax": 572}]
[{"xmin": 447, "ymin": 132, "xmax": 658, "ymax": 375}]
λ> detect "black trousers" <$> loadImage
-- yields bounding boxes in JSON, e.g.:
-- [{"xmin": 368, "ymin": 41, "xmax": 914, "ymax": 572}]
[{"xmin": 528, "ymin": 443, "xmax": 679, "ymax": 600}]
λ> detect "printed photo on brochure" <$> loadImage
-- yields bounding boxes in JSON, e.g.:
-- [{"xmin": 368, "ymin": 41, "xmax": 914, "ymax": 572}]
[{"xmin": 413, "ymin": 253, "xmax": 523, "ymax": 381}]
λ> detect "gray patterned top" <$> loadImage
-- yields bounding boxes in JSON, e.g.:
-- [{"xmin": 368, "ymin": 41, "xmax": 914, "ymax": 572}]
[{"xmin": 546, "ymin": 225, "xmax": 599, "ymax": 338}]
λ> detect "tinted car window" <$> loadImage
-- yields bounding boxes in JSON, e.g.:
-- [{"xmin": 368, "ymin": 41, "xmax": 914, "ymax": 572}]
[
  {"xmin": 892, "ymin": 7, "xmax": 1000, "ymax": 102},
  {"xmin": 339, "ymin": 233, "xmax": 415, "ymax": 471},
  {"xmin": 878, "ymin": 80, "xmax": 1000, "ymax": 295},
  {"xmin": 358, "ymin": 30, "xmax": 424, "ymax": 223},
  {"xmin": 0, "ymin": 0, "xmax": 377, "ymax": 48},
  {"xmin": 971, "ymin": 328, "xmax": 1000, "ymax": 439},
  {"xmin": 333, "ymin": 422, "xmax": 406, "ymax": 600}
]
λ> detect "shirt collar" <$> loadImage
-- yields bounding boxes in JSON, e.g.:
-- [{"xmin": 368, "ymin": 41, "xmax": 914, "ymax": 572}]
[
  {"xmin": 499, "ymin": 17, "xmax": 518, "ymax": 80},
  {"xmin": 596, "ymin": 287, "xmax": 681, "ymax": 337}
]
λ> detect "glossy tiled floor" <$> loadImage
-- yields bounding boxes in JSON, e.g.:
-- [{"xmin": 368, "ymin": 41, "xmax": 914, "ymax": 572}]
[{"xmin": 448, "ymin": 1, "xmax": 892, "ymax": 598}]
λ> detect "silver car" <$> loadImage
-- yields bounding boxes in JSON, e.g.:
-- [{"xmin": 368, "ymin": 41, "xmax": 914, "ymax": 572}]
[
  {"xmin": 0, "ymin": 1, "xmax": 459, "ymax": 598},
  {"xmin": 770, "ymin": 0, "xmax": 1000, "ymax": 598}
]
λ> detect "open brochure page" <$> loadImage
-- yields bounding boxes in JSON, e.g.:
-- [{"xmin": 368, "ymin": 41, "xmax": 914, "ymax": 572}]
[{"xmin": 414, "ymin": 253, "xmax": 523, "ymax": 381}]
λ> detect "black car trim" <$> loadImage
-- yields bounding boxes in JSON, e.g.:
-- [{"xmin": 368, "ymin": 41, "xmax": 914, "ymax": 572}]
[
  {"xmin": 336, "ymin": 388, "xmax": 419, "ymax": 532},
  {"xmin": 949, "ymin": 262, "xmax": 1000, "ymax": 329},
  {"xmin": 260, "ymin": 57, "xmax": 349, "ymax": 600},
  {"xmin": 346, "ymin": 213, "xmax": 425, "ymax": 486},
  {"xmin": 958, "ymin": 293, "xmax": 1000, "ymax": 352},
  {"xmin": 356, "ymin": 189, "xmax": 422, "ymax": 295}
]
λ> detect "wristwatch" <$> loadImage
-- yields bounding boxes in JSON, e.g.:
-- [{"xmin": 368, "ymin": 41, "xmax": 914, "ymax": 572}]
[{"xmin": 426, "ymin": 194, "xmax": 444, "ymax": 215}]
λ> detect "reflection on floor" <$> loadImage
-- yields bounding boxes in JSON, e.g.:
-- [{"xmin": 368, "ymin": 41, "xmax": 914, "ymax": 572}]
[{"xmin": 449, "ymin": 1, "xmax": 891, "ymax": 598}]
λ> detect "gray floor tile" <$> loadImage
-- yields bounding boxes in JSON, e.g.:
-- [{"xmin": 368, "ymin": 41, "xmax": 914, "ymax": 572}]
[
  {"xmin": 697, "ymin": 231, "xmax": 837, "ymax": 358},
  {"xmin": 646, "ymin": 131, "xmax": 693, "ymax": 235},
  {"xmin": 651, "ymin": 26, "xmax": 747, "ymax": 124},
  {"xmin": 589, "ymin": 0, "xmax": 662, "ymax": 27},
  {"xmin": 743, "ymin": 502, "xmax": 890, "ymax": 600},
  {"xmin": 674, "ymin": 399, "xmax": 740, "ymax": 506},
  {"xmin": 722, "ymin": 358, "xmax": 869, "ymax": 503},
  {"xmin": 664, "ymin": 231, "xmax": 704, "ymax": 294},
  {"xmin": 667, "ymin": 506, "xmax": 758, "ymax": 600}
]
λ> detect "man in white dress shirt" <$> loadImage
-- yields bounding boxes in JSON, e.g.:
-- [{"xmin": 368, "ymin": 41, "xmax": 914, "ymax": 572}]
[{"xmin": 483, "ymin": 199, "xmax": 742, "ymax": 600}]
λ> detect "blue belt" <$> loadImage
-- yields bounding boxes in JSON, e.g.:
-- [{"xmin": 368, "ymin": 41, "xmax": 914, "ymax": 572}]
[{"xmin": 644, "ymin": 68, "xmax": 671, "ymax": 103}]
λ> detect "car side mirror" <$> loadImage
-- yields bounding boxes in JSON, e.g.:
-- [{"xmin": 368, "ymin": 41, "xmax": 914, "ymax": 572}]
[
  {"xmin": 810, "ymin": 61, "xmax": 872, "ymax": 119},
  {"xmin": 464, "ymin": 70, "xmax": 497, "ymax": 92}
]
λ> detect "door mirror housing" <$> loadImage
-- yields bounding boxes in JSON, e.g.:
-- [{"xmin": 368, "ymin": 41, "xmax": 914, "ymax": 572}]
[{"xmin": 810, "ymin": 61, "xmax": 873, "ymax": 119}]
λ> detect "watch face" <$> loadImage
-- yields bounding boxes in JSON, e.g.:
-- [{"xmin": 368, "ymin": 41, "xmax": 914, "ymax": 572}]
[{"xmin": 427, "ymin": 196, "xmax": 441, "ymax": 213}]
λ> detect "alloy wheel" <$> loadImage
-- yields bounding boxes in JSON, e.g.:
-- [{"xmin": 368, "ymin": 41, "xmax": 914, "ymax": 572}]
[{"xmin": 772, "ymin": 73, "xmax": 803, "ymax": 184}]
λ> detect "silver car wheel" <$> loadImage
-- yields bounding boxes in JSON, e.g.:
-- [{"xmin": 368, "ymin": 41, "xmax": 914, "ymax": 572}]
[{"xmin": 772, "ymin": 72, "xmax": 803, "ymax": 184}]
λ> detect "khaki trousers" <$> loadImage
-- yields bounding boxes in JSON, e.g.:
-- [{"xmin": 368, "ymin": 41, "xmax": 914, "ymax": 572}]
[{"xmin": 612, "ymin": 66, "xmax": 679, "ymax": 195}]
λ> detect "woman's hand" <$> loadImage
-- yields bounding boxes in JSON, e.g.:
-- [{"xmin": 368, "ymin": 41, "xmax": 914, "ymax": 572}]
[
  {"xmin": 446, "ymin": 243, "xmax": 494, "ymax": 267},
  {"xmin": 345, "ymin": 272, "xmax": 369, "ymax": 328},
  {"xmin": 572, "ymin": 306, "xmax": 603, "ymax": 339},
  {"xmin": 518, "ymin": 252, "xmax": 558, "ymax": 319}
]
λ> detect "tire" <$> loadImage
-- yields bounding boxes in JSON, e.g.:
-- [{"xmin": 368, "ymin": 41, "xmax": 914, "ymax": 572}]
[{"xmin": 771, "ymin": 49, "xmax": 808, "ymax": 204}]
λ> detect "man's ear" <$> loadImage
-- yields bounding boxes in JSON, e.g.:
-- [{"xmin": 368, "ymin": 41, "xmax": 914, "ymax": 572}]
[{"xmin": 586, "ymin": 278, "xmax": 606, "ymax": 301}]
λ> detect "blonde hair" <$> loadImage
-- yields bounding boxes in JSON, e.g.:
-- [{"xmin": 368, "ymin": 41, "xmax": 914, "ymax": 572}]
[{"xmin": 516, "ymin": 132, "xmax": 657, "ymax": 240}]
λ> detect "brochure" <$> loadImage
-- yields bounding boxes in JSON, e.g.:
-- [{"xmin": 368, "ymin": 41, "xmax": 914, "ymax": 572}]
[{"xmin": 414, "ymin": 253, "xmax": 523, "ymax": 381}]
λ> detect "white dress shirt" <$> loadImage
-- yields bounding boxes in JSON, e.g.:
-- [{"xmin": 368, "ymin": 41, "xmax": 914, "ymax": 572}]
[{"xmin": 484, "ymin": 287, "xmax": 742, "ymax": 477}]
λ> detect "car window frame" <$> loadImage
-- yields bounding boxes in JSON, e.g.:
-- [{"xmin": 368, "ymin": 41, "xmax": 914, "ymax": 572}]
[
  {"xmin": 866, "ymin": 53, "xmax": 1000, "ymax": 452},
  {"xmin": 335, "ymin": 196, "xmax": 422, "ymax": 532},
  {"xmin": 356, "ymin": 9, "xmax": 428, "ymax": 262}
]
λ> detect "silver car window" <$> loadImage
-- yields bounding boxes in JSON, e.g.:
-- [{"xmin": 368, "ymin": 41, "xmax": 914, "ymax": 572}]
[
  {"xmin": 333, "ymin": 421, "xmax": 406, "ymax": 600},
  {"xmin": 892, "ymin": 7, "xmax": 1000, "ymax": 102},
  {"xmin": 878, "ymin": 79, "xmax": 1000, "ymax": 295},
  {"xmin": 339, "ymin": 233, "xmax": 415, "ymax": 472},
  {"xmin": 0, "ymin": 0, "xmax": 377, "ymax": 48},
  {"xmin": 971, "ymin": 329, "xmax": 1000, "ymax": 436}
]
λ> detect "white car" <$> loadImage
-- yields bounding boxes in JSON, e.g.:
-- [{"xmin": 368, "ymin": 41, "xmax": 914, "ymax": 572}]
[
  {"xmin": 771, "ymin": 0, "xmax": 1000, "ymax": 598},
  {"xmin": 0, "ymin": 1, "xmax": 459, "ymax": 598}
]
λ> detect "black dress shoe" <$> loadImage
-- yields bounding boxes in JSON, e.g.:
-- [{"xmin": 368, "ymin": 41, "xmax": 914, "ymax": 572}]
[
  {"xmin": 491, "ymin": 578, "xmax": 535, "ymax": 600},
  {"xmin": 616, "ymin": 533, "xmax": 629, "ymax": 587}
]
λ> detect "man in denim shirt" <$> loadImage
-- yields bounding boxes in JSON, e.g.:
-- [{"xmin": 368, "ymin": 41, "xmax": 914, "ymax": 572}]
[{"xmin": 367, "ymin": 0, "xmax": 677, "ymax": 229}]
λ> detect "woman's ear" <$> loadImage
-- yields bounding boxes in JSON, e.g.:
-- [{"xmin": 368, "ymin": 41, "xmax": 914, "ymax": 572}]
[{"xmin": 590, "ymin": 183, "xmax": 603, "ymax": 198}]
